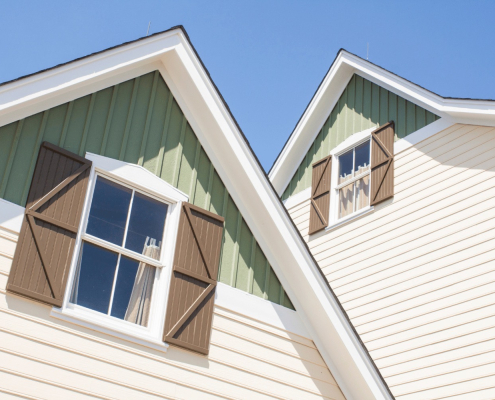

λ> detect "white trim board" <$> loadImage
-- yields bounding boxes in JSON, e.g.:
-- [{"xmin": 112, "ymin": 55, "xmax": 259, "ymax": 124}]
[
  {"xmin": 215, "ymin": 282, "xmax": 309, "ymax": 338},
  {"xmin": 0, "ymin": 199, "xmax": 24, "ymax": 234}
]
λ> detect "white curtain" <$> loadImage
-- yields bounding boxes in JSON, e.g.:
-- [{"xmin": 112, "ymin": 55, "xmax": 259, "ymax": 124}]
[{"xmin": 124, "ymin": 237, "xmax": 160, "ymax": 327}]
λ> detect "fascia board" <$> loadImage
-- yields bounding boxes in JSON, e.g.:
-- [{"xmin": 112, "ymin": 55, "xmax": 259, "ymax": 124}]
[
  {"xmin": 162, "ymin": 36, "xmax": 391, "ymax": 400},
  {"xmin": 0, "ymin": 31, "xmax": 181, "ymax": 128},
  {"xmin": 269, "ymin": 54, "xmax": 353, "ymax": 194},
  {"xmin": 0, "ymin": 31, "xmax": 391, "ymax": 399}
]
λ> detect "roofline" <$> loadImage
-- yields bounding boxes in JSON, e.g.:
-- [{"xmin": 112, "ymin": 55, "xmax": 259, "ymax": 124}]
[
  {"xmin": 0, "ymin": 27, "xmax": 394, "ymax": 399},
  {"xmin": 269, "ymin": 47, "xmax": 495, "ymax": 176},
  {"xmin": 0, "ymin": 25, "xmax": 185, "ymax": 89}
]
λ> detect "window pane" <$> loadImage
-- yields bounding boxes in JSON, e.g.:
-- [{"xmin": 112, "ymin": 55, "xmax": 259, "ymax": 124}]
[
  {"xmin": 71, "ymin": 242, "xmax": 118, "ymax": 314},
  {"xmin": 339, "ymin": 182, "xmax": 354, "ymax": 218},
  {"xmin": 125, "ymin": 192, "xmax": 167, "ymax": 259},
  {"xmin": 339, "ymin": 149, "xmax": 353, "ymax": 185},
  {"xmin": 356, "ymin": 175, "xmax": 370, "ymax": 211},
  {"xmin": 86, "ymin": 177, "xmax": 132, "ymax": 246},
  {"xmin": 354, "ymin": 140, "xmax": 370, "ymax": 175},
  {"xmin": 111, "ymin": 256, "xmax": 155, "ymax": 327}
]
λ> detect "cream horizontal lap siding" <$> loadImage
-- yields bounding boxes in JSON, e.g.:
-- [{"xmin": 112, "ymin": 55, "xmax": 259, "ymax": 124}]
[
  {"xmin": 287, "ymin": 124, "xmax": 495, "ymax": 400},
  {"xmin": 0, "ymin": 225, "xmax": 345, "ymax": 400}
]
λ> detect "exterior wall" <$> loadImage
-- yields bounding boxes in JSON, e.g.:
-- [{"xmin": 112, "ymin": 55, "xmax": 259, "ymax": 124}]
[
  {"xmin": 287, "ymin": 124, "xmax": 495, "ymax": 399},
  {"xmin": 0, "ymin": 71, "xmax": 292, "ymax": 308},
  {"xmin": 0, "ymin": 224, "xmax": 345, "ymax": 400},
  {"xmin": 282, "ymin": 74, "xmax": 440, "ymax": 200}
]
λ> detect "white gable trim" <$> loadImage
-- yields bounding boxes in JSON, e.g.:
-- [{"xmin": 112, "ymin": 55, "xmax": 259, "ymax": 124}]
[
  {"xmin": 0, "ymin": 29, "xmax": 392, "ymax": 400},
  {"xmin": 269, "ymin": 50, "xmax": 495, "ymax": 195}
]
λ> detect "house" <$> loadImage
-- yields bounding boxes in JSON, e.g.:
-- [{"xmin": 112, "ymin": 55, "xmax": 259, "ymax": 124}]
[
  {"xmin": 0, "ymin": 26, "xmax": 394, "ymax": 400},
  {"xmin": 270, "ymin": 50, "xmax": 495, "ymax": 399}
]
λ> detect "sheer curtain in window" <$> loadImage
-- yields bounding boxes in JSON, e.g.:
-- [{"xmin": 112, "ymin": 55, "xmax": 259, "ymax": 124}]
[{"xmin": 124, "ymin": 237, "xmax": 160, "ymax": 327}]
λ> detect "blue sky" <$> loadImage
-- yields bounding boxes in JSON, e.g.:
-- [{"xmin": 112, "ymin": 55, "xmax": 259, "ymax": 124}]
[{"xmin": 1, "ymin": 1, "xmax": 494, "ymax": 171}]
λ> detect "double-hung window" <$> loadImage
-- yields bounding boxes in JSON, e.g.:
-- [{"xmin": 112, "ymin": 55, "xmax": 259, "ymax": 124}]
[
  {"xmin": 71, "ymin": 176, "xmax": 168, "ymax": 327},
  {"xmin": 54, "ymin": 153, "xmax": 187, "ymax": 347},
  {"xmin": 335, "ymin": 138, "xmax": 371, "ymax": 219}
]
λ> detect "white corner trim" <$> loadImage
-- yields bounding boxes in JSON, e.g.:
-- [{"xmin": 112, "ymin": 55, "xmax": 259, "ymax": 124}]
[
  {"xmin": 214, "ymin": 282, "xmax": 309, "ymax": 338},
  {"xmin": 0, "ymin": 198, "xmax": 24, "ymax": 233},
  {"xmin": 85, "ymin": 152, "xmax": 188, "ymax": 203},
  {"xmin": 50, "ymin": 307, "xmax": 169, "ymax": 353},
  {"xmin": 283, "ymin": 186, "xmax": 311, "ymax": 210}
]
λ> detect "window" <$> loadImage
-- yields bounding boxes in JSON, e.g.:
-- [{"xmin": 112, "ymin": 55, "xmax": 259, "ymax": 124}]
[
  {"xmin": 53, "ymin": 153, "xmax": 187, "ymax": 347},
  {"xmin": 70, "ymin": 176, "xmax": 168, "ymax": 327},
  {"xmin": 336, "ymin": 139, "xmax": 371, "ymax": 219}
]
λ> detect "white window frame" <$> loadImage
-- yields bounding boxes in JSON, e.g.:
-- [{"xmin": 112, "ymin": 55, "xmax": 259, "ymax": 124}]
[
  {"xmin": 327, "ymin": 127, "xmax": 375, "ymax": 230},
  {"xmin": 51, "ymin": 153, "xmax": 188, "ymax": 351}
]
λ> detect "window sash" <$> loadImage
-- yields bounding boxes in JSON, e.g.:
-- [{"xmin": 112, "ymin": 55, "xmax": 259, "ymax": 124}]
[
  {"xmin": 335, "ymin": 138, "xmax": 372, "ymax": 220},
  {"xmin": 71, "ymin": 173, "xmax": 169, "ymax": 323},
  {"xmin": 83, "ymin": 174, "xmax": 168, "ymax": 266}
]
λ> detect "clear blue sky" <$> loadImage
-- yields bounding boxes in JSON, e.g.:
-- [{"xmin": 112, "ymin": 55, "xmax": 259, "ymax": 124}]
[{"xmin": 1, "ymin": 1, "xmax": 494, "ymax": 171}]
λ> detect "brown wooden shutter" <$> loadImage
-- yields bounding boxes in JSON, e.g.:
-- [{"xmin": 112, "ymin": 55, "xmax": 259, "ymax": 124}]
[
  {"xmin": 370, "ymin": 122, "xmax": 395, "ymax": 206},
  {"xmin": 7, "ymin": 142, "xmax": 92, "ymax": 307},
  {"xmin": 308, "ymin": 155, "xmax": 332, "ymax": 235},
  {"xmin": 163, "ymin": 202, "xmax": 224, "ymax": 355}
]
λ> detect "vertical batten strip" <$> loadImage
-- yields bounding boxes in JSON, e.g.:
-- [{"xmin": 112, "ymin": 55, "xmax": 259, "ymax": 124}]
[
  {"xmin": 172, "ymin": 116, "xmax": 188, "ymax": 187},
  {"xmin": 58, "ymin": 101, "xmax": 74, "ymax": 147},
  {"xmin": 263, "ymin": 260, "xmax": 271, "ymax": 300},
  {"xmin": 78, "ymin": 93, "xmax": 96, "ymax": 155},
  {"xmin": 189, "ymin": 142, "xmax": 202, "ymax": 200},
  {"xmin": 100, "ymin": 85, "xmax": 119, "ymax": 155},
  {"xmin": 155, "ymin": 90, "xmax": 174, "ymax": 177},
  {"xmin": 138, "ymin": 71, "xmax": 159, "ymax": 166},
  {"xmin": 0, "ymin": 120, "xmax": 24, "ymax": 198},
  {"xmin": 119, "ymin": 77, "xmax": 140, "ymax": 160},
  {"xmin": 247, "ymin": 236, "xmax": 257, "ymax": 294},
  {"xmin": 230, "ymin": 212, "xmax": 243, "ymax": 287},
  {"xmin": 204, "ymin": 163, "xmax": 214, "ymax": 210},
  {"xmin": 21, "ymin": 111, "xmax": 50, "ymax": 205}
]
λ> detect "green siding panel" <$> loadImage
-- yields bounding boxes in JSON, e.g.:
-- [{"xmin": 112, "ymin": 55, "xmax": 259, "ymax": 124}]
[
  {"xmin": 0, "ymin": 71, "xmax": 293, "ymax": 310},
  {"xmin": 282, "ymin": 74, "xmax": 440, "ymax": 200}
]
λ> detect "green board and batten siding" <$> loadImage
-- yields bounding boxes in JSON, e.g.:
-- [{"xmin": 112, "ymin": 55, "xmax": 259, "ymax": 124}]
[
  {"xmin": 282, "ymin": 74, "xmax": 440, "ymax": 200},
  {"xmin": 0, "ymin": 71, "xmax": 293, "ymax": 309}
]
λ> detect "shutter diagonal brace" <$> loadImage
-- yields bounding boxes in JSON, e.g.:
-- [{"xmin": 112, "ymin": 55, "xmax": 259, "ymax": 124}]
[
  {"xmin": 165, "ymin": 283, "xmax": 215, "ymax": 338},
  {"xmin": 25, "ymin": 161, "xmax": 90, "ymax": 301},
  {"xmin": 371, "ymin": 128, "xmax": 393, "ymax": 203},
  {"xmin": 30, "ymin": 163, "xmax": 90, "ymax": 211},
  {"xmin": 26, "ymin": 214, "xmax": 61, "ymax": 299},
  {"xmin": 184, "ymin": 204, "xmax": 214, "ymax": 280},
  {"xmin": 312, "ymin": 156, "xmax": 331, "ymax": 197},
  {"xmin": 167, "ymin": 203, "xmax": 217, "ymax": 339}
]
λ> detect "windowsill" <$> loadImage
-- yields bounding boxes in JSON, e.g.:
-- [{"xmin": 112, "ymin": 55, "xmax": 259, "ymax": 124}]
[
  {"xmin": 50, "ymin": 306, "xmax": 169, "ymax": 353},
  {"xmin": 325, "ymin": 206, "xmax": 374, "ymax": 232}
]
